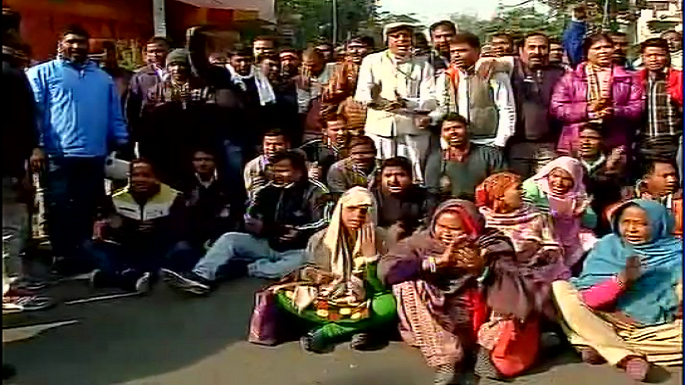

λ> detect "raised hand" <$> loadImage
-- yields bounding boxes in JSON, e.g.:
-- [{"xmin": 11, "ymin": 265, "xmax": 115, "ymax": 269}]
[
  {"xmin": 359, "ymin": 224, "xmax": 377, "ymax": 258},
  {"xmin": 618, "ymin": 255, "xmax": 642, "ymax": 286}
]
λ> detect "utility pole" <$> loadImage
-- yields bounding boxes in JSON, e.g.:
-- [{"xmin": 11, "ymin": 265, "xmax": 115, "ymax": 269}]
[
  {"xmin": 332, "ymin": 0, "xmax": 338, "ymax": 46},
  {"xmin": 153, "ymin": 0, "xmax": 167, "ymax": 37}
]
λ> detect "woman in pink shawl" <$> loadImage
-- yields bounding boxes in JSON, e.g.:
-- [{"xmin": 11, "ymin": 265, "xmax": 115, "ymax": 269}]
[{"xmin": 522, "ymin": 157, "xmax": 598, "ymax": 272}]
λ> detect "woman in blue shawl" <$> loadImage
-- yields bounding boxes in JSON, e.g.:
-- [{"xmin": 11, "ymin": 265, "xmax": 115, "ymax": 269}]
[{"xmin": 552, "ymin": 199, "xmax": 682, "ymax": 382}]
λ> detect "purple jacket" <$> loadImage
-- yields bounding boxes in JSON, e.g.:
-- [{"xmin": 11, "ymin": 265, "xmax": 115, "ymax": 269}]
[{"xmin": 550, "ymin": 63, "xmax": 644, "ymax": 155}]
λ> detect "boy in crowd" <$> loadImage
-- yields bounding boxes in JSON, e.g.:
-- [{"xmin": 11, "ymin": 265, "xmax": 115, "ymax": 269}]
[{"xmin": 163, "ymin": 150, "xmax": 330, "ymax": 295}]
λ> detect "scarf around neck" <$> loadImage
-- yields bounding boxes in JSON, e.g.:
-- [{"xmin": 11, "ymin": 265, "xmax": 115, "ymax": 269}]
[{"xmin": 227, "ymin": 64, "xmax": 276, "ymax": 106}]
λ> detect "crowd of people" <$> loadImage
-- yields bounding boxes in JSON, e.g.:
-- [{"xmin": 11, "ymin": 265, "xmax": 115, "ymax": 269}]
[{"xmin": 2, "ymin": 6, "xmax": 684, "ymax": 384}]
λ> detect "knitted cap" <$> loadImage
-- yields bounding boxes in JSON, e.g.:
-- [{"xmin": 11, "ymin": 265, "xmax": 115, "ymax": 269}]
[{"xmin": 166, "ymin": 48, "xmax": 189, "ymax": 67}]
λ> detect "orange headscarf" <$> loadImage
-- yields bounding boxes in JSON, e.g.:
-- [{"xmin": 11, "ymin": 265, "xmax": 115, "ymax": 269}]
[{"xmin": 475, "ymin": 172, "xmax": 521, "ymax": 213}]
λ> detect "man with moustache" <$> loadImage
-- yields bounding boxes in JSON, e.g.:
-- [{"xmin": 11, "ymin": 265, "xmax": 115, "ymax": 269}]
[
  {"xmin": 27, "ymin": 25, "xmax": 128, "ymax": 275},
  {"xmin": 127, "ymin": 36, "xmax": 171, "ymax": 147},
  {"xmin": 355, "ymin": 22, "xmax": 438, "ymax": 184},
  {"xmin": 370, "ymin": 157, "xmax": 434, "ymax": 243},
  {"xmin": 428, "ymin": 20, "xmax": 457, "ymax": 74},
  {"xmin": 507, "ymin": 32, "xmax": 566, "ymax": 178},
  {"xmin": 436, "ymin": 32, "xmax": 516, "ymax": 150},
  {"xmin": 608, "ymin": 32, "xmax": 633, "ymax": 71}
]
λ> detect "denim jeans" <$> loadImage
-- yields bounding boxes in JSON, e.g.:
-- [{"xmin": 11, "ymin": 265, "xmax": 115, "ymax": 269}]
[
  {"xmin": 192, "ymin": 232, "xmax": 305, "ymax": 281},
  {"xmin": 2, "ymin": 177, "xmax": 29, "ymax": 279},
  {"xmin": 42, "ymin": 156, "xmax": 105, "ymax": 262}
]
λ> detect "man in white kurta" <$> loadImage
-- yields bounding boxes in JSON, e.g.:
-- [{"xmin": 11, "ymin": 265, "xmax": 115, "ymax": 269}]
[{"xmin": 355, "ymin": 23, "xmax": 438, "ymax": 184}]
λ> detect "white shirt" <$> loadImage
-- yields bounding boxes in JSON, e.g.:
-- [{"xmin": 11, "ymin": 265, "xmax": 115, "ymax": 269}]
[{"xmin": 354, "ymin": 50, "xmax": 438, "ymax": 137}]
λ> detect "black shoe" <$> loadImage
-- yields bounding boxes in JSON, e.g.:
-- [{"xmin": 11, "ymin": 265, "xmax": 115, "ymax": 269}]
[
  {"xmin": 88, "ymin": 269, "xmax": 107, "ymax": 289},
  {"xmin": 349, "ymin": 332, "xmax": 389, "ymax": 351},
  {"xmin": 300, "ymin": 330, "xmax": 335, "ymax": 354},
  {"xmin": 161, "ymin": 269, "xmax": 211, "ymax": 295},
  {"xmin": 2, "ymin": 363, "xmax": 16, "ymax": 380}
]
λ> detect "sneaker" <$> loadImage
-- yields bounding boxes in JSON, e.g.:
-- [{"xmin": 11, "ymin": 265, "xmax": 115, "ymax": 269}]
[
  {"xmin": 3, "ymin": 295, "xmax": 55, "ymax": 314},
  {"xmin": 135, "ymin": 272, "xmax": 151, "ymax": 294},
  {"xmin": 161, "ymin": 269, "xmax": 210, "ymax": 295}
]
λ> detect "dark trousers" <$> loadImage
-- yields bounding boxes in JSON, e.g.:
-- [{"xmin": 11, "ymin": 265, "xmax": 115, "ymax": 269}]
[
  {"xmin": 87, "ymin": 240, "xmax": 197, "ymax": 291},
  {"xmin": 43, "ymin": 156, "xmax": 105, "ymax": 268}
]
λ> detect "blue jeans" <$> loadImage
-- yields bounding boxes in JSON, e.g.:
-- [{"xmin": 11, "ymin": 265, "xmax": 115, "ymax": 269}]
[
  {"xmin": 192, "ymin": 233, "xmax": 305, "ymax": 281},
  {"xmin": 43, "ymin": 156, "xmax": 105, "ymax": 264}
]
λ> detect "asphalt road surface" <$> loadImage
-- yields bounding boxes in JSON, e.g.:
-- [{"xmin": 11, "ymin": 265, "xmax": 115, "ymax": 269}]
[{"xmin": 3, "ymin": 279, "xmax": 682, "ymax": 385}]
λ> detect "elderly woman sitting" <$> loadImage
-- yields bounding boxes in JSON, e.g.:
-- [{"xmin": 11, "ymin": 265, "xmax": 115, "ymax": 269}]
[
  {"xmin": 250, "ymin": 187, "xmax": 396, "ymax": 353},
  {"xmin": 523, "ymin": 156, "xmax": 598, "ymax": 272},
  {"xmin": 378, "ymin": 199, "xmax": 514, "ymax": 385},
  {"xmin": 553, "ymin": 200, "xmax": 682, "ymax": 382}
]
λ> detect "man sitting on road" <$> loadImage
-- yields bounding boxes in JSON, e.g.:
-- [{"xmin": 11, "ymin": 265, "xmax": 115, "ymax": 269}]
[
  {"xmin": 89, "ymin": 159, "xmax": 188, "ymax": 293},
  {"xmin": 163, "ymin": 150, "xmax": 331, "ymax": 295},
  {"xmin": 176, "ymin": 149, "xmax": 245, "ymax": 271}
]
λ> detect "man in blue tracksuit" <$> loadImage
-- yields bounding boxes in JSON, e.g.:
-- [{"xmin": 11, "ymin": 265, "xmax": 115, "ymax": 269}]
[{"xmin": 26, "ymin": 25, "xmax": 128, "ymax": 274}]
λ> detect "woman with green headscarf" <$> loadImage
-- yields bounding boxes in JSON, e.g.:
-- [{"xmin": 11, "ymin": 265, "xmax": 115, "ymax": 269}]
[
  {"xmin": 250, "ymin": 187, "xmax": 396, "ymax": 353},
  {"xmin": 553, "ymin": 199, "xmax": 682, "ymax": 382}
]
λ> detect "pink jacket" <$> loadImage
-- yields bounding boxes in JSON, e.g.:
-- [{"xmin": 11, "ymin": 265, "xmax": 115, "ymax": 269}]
[{"xmin": 550, "ymin": 63, "xmax": 644, "ymax": 155}]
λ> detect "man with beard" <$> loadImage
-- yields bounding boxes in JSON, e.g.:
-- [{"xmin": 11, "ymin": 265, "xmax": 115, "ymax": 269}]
[
  {"xmin": 300, "ymin": 113, "xmax": 349, "ymax": 182},
  {"xmin": 425, "ymin": 113, "xmax": 506, "ymax": 202},
  {"xmin": 608, "ymin": 32, "xmax": 633, "ymax": 71},
  {"xmin": 508, "ymin": 32, "xmax": 565, "ymax": 178},
  {"xmin": 327, "ymin": 135, "xmax": 378, "ymax": 195},
  {"xmin": 428, "ymin": 21, "xmax": 457, "ymax": 74},
  {"xmin": 89, "ymin": 159, "xmax": 187, "ymax": 293},
  {"xmin": 355, "ymin": 22, "xmax": 438, "ymax": 184},
  {"xmin": 436, "ymin": 32, "xmax": 516, "ymax": 150},
  {"xmin": 322, "ymin": 36, "xmax": 374, "ymax": 137},
  {"xmin": 27, "ymin": 25, "xmax": 128, "ymax": 275},
  {"xmin": 126, "ymin": 37, "xmax": 170, "ymax": 148},
  {"xmin": 371, "ymin": 157, "xmax": 434, "ymax": 243},
  {"xmin": 163, "ymin": 150, "xmax": 330, "ymax": 294},
  {"xmin": 635, "ymin": 38, "xmax": 683, "ymax": 161}
]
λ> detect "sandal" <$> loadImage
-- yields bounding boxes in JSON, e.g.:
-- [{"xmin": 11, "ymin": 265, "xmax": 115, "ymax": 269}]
[{"xmin": 3, "ymin": 295, "xmax": 55, "ymax": 314}]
